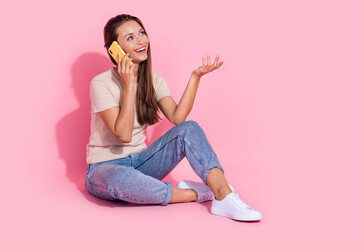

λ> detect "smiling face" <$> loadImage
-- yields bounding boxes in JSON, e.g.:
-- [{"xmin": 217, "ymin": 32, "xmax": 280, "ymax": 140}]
[{"xmin": 116, "ymin": 20, "xmax": 149, "ymax": 64}]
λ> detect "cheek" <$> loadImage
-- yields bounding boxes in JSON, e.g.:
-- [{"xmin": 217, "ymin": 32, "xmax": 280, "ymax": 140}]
[
  {"xmin": 142, "ymin": 35, "xmax": 149, "ymax": 44},
  {"xmin": 118, "ymin": 40, "xmax": 132, "ymax": 53},
  {"xmin": 121, "ymin": 43, "xmax": 132, "ymax": 52}
]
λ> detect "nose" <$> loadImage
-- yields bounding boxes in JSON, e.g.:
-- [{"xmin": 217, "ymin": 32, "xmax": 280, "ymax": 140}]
[{"xmin": 136, "ymin": 37, "xmax": 145, "ymax": 45}]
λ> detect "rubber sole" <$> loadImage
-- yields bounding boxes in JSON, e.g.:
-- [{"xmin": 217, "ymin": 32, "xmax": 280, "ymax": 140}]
[{"xmin": 211, "ymin": 207, "xmax": 262, "ymax": 221}]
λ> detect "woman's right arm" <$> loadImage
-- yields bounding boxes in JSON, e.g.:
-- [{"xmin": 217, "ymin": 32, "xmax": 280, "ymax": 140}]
[{"xmin": 98, "ymin": 53, "xmax": 136, "ymax": 143}]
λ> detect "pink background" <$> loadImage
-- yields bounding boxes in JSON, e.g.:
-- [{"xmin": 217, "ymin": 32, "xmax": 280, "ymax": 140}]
[{"xmin": 1, "ymin": 0, "xmax": 359, "ymax": 239}]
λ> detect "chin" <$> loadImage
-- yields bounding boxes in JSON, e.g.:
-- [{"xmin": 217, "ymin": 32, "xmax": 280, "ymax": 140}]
[{"xmin": 138, "ymin": 56, "xmax": 148, "ymax": 63}]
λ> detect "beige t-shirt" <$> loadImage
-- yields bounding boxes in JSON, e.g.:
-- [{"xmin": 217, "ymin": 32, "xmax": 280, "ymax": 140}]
[{"xmin": 86, "ymin": 68, "xmax": 171, "ymax": 164}]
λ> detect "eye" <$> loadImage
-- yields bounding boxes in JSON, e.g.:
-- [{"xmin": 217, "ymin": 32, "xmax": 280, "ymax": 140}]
[
  {"xmin": 140, "ymin": 31, "xmax": 146, "ymax": 35},
  {"xmin": 127, "ymin": 36, "xmax": 133, "ymax": 41}
]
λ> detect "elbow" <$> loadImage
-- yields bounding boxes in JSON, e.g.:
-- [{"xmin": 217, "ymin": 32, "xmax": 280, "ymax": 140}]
[
  {"xmin": 173, "ymin": 120, "xmax": 184, "ymax": 125},
  {"xmin": 172, "ymin": 116, "xmax": 185, "ymax": 125},
  {"xmin": 116, "ymin": 133, "xmax": 132, "ymax": 143},
  {"xmin": 170, "ymin": 108, "xmax": 186, "ymax": 125},
  {"xmin": 118, "ymin": 136, "xmax": 132, "ymax": 143}
]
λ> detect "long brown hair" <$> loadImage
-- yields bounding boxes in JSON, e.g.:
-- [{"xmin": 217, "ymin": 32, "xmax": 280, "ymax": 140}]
[{"xmin": 104, "ymin": 14, "xmax": 160, "ymax": 126}]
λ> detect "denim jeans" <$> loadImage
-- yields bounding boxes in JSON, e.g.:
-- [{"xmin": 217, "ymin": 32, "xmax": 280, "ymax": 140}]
[{"xmin": 84, "ymin": 121, "xmax": 224, "ymax": 206}]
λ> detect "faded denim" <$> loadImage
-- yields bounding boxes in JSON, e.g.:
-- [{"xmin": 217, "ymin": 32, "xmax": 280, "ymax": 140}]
[{"xmin": 84, "ymin": 121, "xmax": 224, "ymax": 206}]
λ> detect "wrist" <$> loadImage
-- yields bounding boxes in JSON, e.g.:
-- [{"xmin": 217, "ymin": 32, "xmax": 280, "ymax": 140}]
[
  {"xmin": 124, "ymin": 84, "xmax": 135, "ymax": 92},
  {"xmin": 191, "ymin": 72, "xmax": 201, "ymax": 81}
]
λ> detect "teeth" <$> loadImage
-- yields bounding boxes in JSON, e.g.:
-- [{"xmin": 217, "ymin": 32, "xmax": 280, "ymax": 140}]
[{"xmin": 135, "ymin": 47, "xmax": 145, "ymax": 52}]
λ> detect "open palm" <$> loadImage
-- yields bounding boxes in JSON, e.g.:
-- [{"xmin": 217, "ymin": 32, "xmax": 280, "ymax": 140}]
[{"xmin": 192, "ymin": 55, "xmax": 224, "ymax": 78}]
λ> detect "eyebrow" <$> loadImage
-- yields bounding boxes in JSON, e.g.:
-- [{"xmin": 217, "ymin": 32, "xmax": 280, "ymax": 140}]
[{"xmin": 124, "ymin": 28, "xmax": 144, "ymax": 38}]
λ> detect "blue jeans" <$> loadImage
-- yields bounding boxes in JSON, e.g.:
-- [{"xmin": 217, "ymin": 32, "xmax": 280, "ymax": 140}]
[{"xmin": 84, "ymin": 121, "xmax": 224, "ymax": 206}]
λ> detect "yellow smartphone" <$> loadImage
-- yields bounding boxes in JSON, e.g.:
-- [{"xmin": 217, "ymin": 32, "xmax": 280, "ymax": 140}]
[{"xmin": 108, "ymin": 41, "xmax": 133, "ymax": 66}]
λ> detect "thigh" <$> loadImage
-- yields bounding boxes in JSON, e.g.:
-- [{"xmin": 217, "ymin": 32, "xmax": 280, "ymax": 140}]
[
  {"xmin": 85, "ymin": 162, "xmax": 172, "ymax": 205},
  {"xmin": 132, "ymin": 125, "xmax": 187, "ymax": 180},
  {"xmin": 132, "ymin": 121, "xmax": 210, "ymax": 179},
  {"xmin": 132, "ymin": 121, "xmax": 224, "ymax": 184}
]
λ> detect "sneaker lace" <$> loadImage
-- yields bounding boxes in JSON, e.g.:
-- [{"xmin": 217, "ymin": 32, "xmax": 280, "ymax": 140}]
[{"xmin": 230, "ymin": 193, "xmax": 251, "ymax": 210}]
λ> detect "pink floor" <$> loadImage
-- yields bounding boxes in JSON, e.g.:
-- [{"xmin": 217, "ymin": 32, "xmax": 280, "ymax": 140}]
[{"xmin": 2, "ymin": 130, "xmax": 359, "ymax": 239}]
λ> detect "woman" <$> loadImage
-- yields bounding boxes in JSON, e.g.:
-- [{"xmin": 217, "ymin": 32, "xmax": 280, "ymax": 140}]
[{"xmin": 85, "ymin": 14, "xmax": 262, "ymax": 221}]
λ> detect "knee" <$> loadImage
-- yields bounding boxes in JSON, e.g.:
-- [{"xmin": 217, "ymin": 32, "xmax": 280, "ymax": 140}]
[
  {"xmin": 178, "ymin": 120, "xmax": 202, "ymax": 132},
  {"xmin": 175, "ymin": 121, "xmax": 204, "ymax": 140}
]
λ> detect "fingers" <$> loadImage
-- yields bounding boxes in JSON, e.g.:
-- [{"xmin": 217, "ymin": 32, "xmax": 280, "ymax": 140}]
[
  {"xmin": 212, "ymin": 55, "xmax": 224, "ymax": 69},
  {"xmin": 197, "ymin": 55, "xmax": 224, "ymax": 75},
  {"xmin": 207, "ymin": 55, "xmax": 211, "ymax": 66},
  {"xmin": 194, "ymin": 55, "xmax": 224, "ymax": 78},
  {"xmin": 214, "ymin": 55, "xmax": 219, "ymax": 63},
  {"xmin": 117, "ymin": 53, "xmax": 122, "ymax": 70},
  {"xmin": 119, "ymin": 53, "xmax": 133, "ymax": 73},
  {"xmin": 213, "ymin": 55, "xmax": 219, "ymax": 68},
  {"xmin": 125, "ymin": 54, "xmax": 131, "ymax": 70},
  {"xmin": 130, "ymin": 62, "xmax": 135, "ymax": 72},
  {"xmin": 217, "ymin": 61, "xmax": 224, "ymax": 68},
  {"xmin": 203, "ymin": 55, "xmax": 223, "ymax": 68},
  {"xmin": 121, "ymin": 53, "xmax": 128, "ymax": 72}
]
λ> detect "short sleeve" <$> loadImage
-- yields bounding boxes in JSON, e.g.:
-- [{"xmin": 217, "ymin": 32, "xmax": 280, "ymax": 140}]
[
  {"xmin": 153, "ymin": 72, "xmax": 171, "ymax": 101},
  {"xmin": 90, "ymin": 79, "xmax": 118, "ymax": 113}
]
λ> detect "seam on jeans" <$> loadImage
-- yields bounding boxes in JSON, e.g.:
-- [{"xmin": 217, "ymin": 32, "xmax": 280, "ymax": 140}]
[
  {"xmin": 161, "ymin": 181, "xmax": 173, "ymax": 206},
  {"xmin": 85, "ymin": 165, "xmax": 95, "ymax": 193},
  {"xmin": 130, "ymin": 155, "xmax": 134, "ymax": 167},
  {"xmin": 85, "ymin": 177, "xmax": 93, "ymax": 194},
  {"xmin": 183, "ymin": 136, "xmax": 207, "ymax": 167},
  {"xmin": 135, "ymin": 134, "xmax": 180, "ymax": 169},
  {"xmin": 201, "ymin": 164, "xmax": 224, "ymax": 184}
]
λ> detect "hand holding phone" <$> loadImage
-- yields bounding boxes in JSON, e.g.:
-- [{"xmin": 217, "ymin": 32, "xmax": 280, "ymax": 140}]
[
  {"xmin": 108, "ymin": 41, "xmax": 133, "ymax": 67},
  {"xmin": 109, "ymin": 41, "xmax": 136, "ymax": 88}
]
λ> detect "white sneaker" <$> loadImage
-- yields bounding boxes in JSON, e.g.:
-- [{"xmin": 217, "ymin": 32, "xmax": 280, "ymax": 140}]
[{"xmin": 211, "ymin": 193, "xmax": 263, "ymax": 221}]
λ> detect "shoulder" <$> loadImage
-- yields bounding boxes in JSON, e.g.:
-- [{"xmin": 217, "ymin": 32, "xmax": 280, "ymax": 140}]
[
  {"xmin": 90, "ymin": 68, "xmax": 121, "ymax": 91},
  {"xmin": 151, "ymin": 71, "xmax": 166, "ymax": 83},
  {"xmin": 151, "ymin": 71, "xmax": 168, "ymax": 90},
  {"xmin": 151, "ymin": 71, "xmax": 161, "ymax": 80},
  {"xmin": 91, "ymin": 68, "xmax": 113, "ymax": 83}
]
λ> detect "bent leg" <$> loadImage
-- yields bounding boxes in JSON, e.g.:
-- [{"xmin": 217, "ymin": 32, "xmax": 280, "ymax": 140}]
[
  {"xmin": 85, "ymin": 163, "xmax": 173, "ymax": 205},
  {"xmin": 206, "ymin": 167, "xmax": 233, "ymax": 200},
  {"xmin": 133, "ymin": 121, "xmax": 224, "ymax": 184}
]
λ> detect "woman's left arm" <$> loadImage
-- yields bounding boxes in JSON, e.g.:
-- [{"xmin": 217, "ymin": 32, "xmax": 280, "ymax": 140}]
[{"xmin": 158, "ymin": 55, "xmax": 224, "ymax": 125}]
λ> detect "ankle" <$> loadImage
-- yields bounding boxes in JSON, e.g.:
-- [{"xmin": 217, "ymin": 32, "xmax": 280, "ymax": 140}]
[
  {"xmin": 188, "ymin": 189, "xmax": 198, "ymax": 202},
  {"xmin": 215, "ymin": 188, "xmax": 232, "ymax": 201}
]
